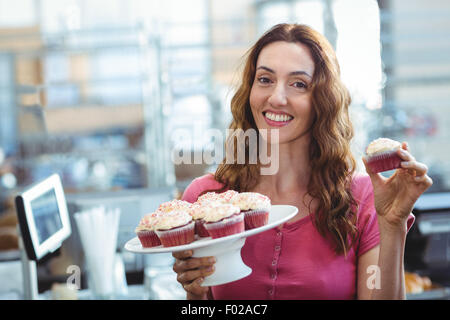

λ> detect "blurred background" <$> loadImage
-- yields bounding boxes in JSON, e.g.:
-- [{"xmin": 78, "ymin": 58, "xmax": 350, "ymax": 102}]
[{"xmin": 0, "ymin": 0, "xmax": 449, "ymax": 300}]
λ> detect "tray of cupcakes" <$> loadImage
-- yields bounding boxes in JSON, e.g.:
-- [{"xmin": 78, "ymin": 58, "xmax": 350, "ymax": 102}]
[{"xmin": 124, "ymin": 191, "xmax": 298, "ymax": 254}]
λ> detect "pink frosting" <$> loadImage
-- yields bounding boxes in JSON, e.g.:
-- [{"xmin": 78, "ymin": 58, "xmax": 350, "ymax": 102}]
[
  {"xmin": 197, "ymin": 190, "xmax": 238, "ymax": 204},
  {"xmin": 231, "ymin": 192, "xmax": 271, "ymax": 211},
  {"xmin": 135, "ymin": 211, "xmax": 160, "ymax": 232},
  {"xmin": 157, "ymin": 200, "xmax": 192, "ymax": 212}
]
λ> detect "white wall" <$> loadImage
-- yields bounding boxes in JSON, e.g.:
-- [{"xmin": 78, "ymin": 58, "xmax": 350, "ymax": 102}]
[{"xmin": 0, "ymin": 0, "xmax": 36, "ymax": 27}]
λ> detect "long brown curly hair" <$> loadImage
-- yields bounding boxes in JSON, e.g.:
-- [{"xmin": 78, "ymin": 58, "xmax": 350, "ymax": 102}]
[{"xmin": 208, "ymin": 23, "xmax": 358, "ymax": 256}]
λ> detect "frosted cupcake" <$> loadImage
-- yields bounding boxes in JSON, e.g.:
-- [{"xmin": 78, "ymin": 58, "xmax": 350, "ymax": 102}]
[
  {"xmin": 154, "ymin": 210, "xmax": 195, "ymax": 247},
  {"xmin": 189, "ymin": 203, "xmax": 211, "ymax": 238},
  {"xmin": 231, "ymin": 192, "xmax": 271, "ymax": 230},
  {"xmin": 135, "ymin": 212, "xmax": 162, "ymax": 248},
  {"xmin": 365, "ymin": 138, "xmax": 403, "ymax": 173},
  {"xmin": 203, "ymin": 203, "xmax": 244, "ymax": 239},
  {"xmin": 157, "ymin": 199, "xmax": 192, "ymax": 213},
  {"xmin": 196, "ymin": 190, "xmax": 238, "ymax": 205},
  {"xmin": 219, "ymin": 190, "xmax": 239, "ymax": 202}
]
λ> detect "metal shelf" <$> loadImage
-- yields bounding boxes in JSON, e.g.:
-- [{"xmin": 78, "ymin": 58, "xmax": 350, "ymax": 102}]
[{"xmin": 0, "ymin": 26, "xmax": 171, "ymax": 190}]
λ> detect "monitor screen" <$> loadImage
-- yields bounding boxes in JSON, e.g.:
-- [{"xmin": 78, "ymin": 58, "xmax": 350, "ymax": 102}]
[
  {"xmin": 15, "ymin": 174, "xmax": 71, "ymax": 261},
  {"xmin": 30, "ymin": 189, "xmax": 63, "ymax": 245}
]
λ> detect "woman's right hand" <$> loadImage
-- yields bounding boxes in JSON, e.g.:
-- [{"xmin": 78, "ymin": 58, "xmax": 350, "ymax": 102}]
[{"xmin": 172, "ymin": 250, "xmax": 216, "ymax": 300}]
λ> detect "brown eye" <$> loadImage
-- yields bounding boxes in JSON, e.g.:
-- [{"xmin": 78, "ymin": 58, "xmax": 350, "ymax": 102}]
[
  {"xmin": 293, "ymin": 81, "xmax": 307, "ymax": 89},
  {"xmin": 257, "ymin": 77, "xmax": 271, "ymax": 84}
]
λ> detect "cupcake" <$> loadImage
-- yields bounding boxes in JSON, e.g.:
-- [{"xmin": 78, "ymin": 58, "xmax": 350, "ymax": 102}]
[
  {"xmin": 203, "ymin": 203, "xmax": 244, "ymax": 239},
  {"xmin": 154, "ymin": 210, "xmax": 195, "ymax": 247},
  {"xmin": 219, "ymin": 190, "xmax": 239, "ymax": 202},
  {"xmin": 189, "ymin": 203, "xmax": 211, "ymax": 238},
  {"xmin": 196, "ymin": 192, "xmax": 219, "ymax": 204},
  {"xmin": 193, "ymin": 190, "xmax": 238, "ymax": 238},
  {"xmin": 365, "ymin": 138, "xmax": 403, "ymax": 173},
  {"xmin": 135, "ymin": 212, "xmax": 162, "ymax": 248},
  {"xmin": 231, "ymin": 192, "xmax": 271, "ymax": 230},
  {"xmin": 196, "ymin": 190, "xmax": 238, "ymax": 205},
  {"xmin": 157, "ymin": 199, "xmax": 192, "ymax": 213}
]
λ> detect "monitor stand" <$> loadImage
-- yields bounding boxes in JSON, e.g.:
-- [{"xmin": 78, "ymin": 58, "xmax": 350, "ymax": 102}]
[{"xmin": 18, "ymin": 227, "xmax": 39, "ymax": 300}]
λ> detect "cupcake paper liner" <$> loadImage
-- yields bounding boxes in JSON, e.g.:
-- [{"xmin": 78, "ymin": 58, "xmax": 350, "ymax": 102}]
[
  {"xmin": 194, "ymin": 219, "xmax": 210, "ymax": 238},
  {"xmin": 155, "ymin": 221, "xmax": 195, "ymax": 247},
  {"xmin": 366, "ymin": 150, "xmax": 402, "ymax": 173},
  {"xmin": 136, "ymin": 230, "xmax": 161, "ymax": 248},
  {"xmin": 243, "ymin": 209, "xmax": 270, "ymax": 230},
  {"xmin": 204, "ymin": 213, "xmax": 245, "ymax": 239}
]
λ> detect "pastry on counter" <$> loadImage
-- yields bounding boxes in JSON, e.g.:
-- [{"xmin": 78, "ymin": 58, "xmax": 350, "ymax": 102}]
[
  {"xmin": 405, "ymin": 271, "xmax": 433, "ymax": 294},
  {"xmin": 51, "ymin": 283, "xmax": 78, "ymax": 300}
]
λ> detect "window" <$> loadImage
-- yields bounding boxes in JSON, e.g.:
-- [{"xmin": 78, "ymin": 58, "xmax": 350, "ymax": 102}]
[{"xmin": 378, "ymin": 0, "xmax": 450, "ymax": 192}]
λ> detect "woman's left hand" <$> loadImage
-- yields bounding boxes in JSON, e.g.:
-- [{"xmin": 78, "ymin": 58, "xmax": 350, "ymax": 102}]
[{"xmin": 362, "ymin": 142, "xmax": 433, "ymax": 230}]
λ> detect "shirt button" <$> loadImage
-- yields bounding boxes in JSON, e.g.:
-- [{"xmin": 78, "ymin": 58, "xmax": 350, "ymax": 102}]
[
  {"xmin": 271, "ymin": 274, "xmax": 276, "ymax": 280},
  {"xmin": 268, "ymin": 289, "xmax": 274, "ymax": 295},
  {"xmin": 272, "ymin": 260, "xmax": 277, "ymax": 266},
  {"xmin": 274, "ymin": 245, "xmax": 280, "ymax": 251},
  {"xmin": 277, "ymin": 232, "xmax": 282, "ymax": 237}
]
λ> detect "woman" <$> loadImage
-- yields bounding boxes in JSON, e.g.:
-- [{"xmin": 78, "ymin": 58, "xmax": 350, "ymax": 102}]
[{"xmin": 172, "ymin": 23, "xmax": 432, "ymax": 300}]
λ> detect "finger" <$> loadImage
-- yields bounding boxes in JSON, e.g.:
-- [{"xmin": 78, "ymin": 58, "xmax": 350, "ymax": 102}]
[
  {"xmin": 400, "ymin": 161, "xmax": 428, "ymax": 177},
  {"xmin": 172, "ymin": 250, "xmax": 193, "ymax": 260},
  {"xmin": 401, "ymin": 141, "xmax": 409, "ymax": 151},
  {"xmin": 413, "ymin": 174, "xmax": 433, "ymax": 186},
  {"xmin": 183, "ymin": 277, "xmax": 210, "ymax": 296},
  {"xmin": 176, "ymin": 265, "xmax": 215, "ymax": 284},
  {"xmin": 362, "ymin": 156, "xmax": 384, "ymax": 185},
  {"xmin": 397, "ymin": 148, "xmax": 415, "ymax": 162},
  {"xmin": 173, "ymin": 256, "xmax": 216, "ymax": 273}
]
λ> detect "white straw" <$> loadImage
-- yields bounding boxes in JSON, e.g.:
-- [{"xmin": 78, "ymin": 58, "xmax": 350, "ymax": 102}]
[{"xmin": 74, "ymin": 206, "xmax": 121, "ymax": 298}]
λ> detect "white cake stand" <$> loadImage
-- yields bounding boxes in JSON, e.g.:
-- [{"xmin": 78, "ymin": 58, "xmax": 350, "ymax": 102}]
[{"xmin": 124, "ymin": 205, "xmax": 298, "ymax": 286}]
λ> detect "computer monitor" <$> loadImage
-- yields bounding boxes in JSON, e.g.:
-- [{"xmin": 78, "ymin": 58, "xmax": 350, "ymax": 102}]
[{"xmin": 15, "ymin": 174, "xmax": 71, "ymax": 261}]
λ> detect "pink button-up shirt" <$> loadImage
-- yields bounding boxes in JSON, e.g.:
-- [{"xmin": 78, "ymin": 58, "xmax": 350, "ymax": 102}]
[{"xmin": 182, "ymin": 173, "xmax": 414, "ymax": 300}]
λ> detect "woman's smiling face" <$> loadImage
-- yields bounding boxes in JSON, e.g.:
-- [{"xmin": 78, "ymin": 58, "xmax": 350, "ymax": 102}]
[{"xmin": 249, "ymin": 41, "xmax": 316, "ymax": 145}]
